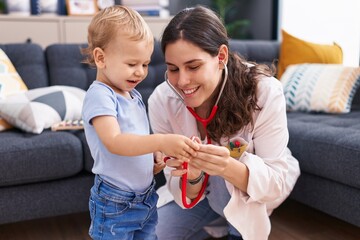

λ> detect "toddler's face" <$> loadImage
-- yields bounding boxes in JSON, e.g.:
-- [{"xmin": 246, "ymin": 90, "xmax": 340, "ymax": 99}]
[{"xmin": 98, "ymin": 34, "xmax": 154, "ymax": 97}]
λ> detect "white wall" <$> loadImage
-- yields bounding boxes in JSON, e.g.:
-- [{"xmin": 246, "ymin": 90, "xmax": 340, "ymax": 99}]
[{"xmin": 279, "ymin": 0, "xmax": 360, "ymax": 66}]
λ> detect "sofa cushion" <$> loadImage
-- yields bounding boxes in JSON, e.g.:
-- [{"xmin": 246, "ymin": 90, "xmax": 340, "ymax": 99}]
[
  {"xmin": 281, "ymin": 64, "xmax": 360, "ymax": 113},
  {"xmin": 45, "ymin": 44, "xmax": 96, "ymax": 91},
  {"xmin": 0, "ymin": 130, "xmax": 83, "ymax": 187},
  {"xmin": 74, "ymin": 131, "xmax": 93, "ymax": 173},
  {"xmin": 287, "ymin": 111, "xmax": 360, "ymax": 189},
  {"xmin": 277, "ymin": 30, "xmax": 343, "ymax": 79}
]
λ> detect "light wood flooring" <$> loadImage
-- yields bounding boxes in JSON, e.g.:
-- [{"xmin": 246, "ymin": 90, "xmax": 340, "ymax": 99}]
[{"xmin": 0, "ymin": 199, "xmax": 359, "ymax": 240}]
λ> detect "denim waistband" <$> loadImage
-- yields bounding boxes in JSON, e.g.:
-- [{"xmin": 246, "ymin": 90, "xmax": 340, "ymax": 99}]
[{"xmin": 93, "ymin": 175, "xmax": 156, "ymax": 203}]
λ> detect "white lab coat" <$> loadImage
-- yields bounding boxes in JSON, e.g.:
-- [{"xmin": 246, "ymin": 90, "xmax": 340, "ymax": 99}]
[{"xmin": 148, "ymin": 76, "xmax": 300, "ymax": 240}]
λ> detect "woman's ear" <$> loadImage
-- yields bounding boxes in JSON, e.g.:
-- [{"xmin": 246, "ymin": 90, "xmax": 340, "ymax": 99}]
[
  {"xmin": 218, "ymin": 44, "xmax": 229, "ymax": 65},
  {"xmin": 93, "ymin": 47, "xmax": 105, "ymax": 68}
]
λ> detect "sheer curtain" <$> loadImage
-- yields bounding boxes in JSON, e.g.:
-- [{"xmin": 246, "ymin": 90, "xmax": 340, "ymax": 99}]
[{"xmin": 278, "ymin": 0, "xmax": 360, "ymax": 66}]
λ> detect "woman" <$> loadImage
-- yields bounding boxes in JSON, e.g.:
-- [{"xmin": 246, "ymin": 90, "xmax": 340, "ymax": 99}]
[{"xmin": 148, "ymin": 6, "xmax": 300, "ymax": 240}]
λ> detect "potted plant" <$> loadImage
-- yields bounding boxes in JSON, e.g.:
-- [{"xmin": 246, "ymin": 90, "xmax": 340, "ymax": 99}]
[{"xmin": 212, "ymin": 0, "xmax": 251, "ymax": 39}]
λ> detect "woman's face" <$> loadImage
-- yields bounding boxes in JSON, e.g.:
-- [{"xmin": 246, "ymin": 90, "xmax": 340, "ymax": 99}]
[{"xmin": 165, "ymin": 39, "xmax": 224, "ymax": 110}]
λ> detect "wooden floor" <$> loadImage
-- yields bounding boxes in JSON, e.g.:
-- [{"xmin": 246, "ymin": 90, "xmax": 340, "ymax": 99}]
[{"xmin": 0, "ymin": 199, "xmax": 359, "ymax": 240}]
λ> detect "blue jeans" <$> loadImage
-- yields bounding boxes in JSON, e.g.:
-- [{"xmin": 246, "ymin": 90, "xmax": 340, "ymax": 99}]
[
  {"xmin": 156, "ymin": 176, "xmax": 241, "ymax": 240},
  {"xmin": 156, "ymin": 199, "xmax": 220, "ymax": 239},
  {"xmin": 89, "ymin": 175, "xmax": 158, "ymax": 240}
]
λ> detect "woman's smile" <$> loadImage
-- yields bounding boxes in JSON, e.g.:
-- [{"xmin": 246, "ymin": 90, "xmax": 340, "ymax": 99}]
[{"xmin": 182, "ymin": 86, "xmax": 199, "ymax": 96}]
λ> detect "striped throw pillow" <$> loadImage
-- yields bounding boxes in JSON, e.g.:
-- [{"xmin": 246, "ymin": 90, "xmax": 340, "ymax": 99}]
[{"xmin": 281, "ymin": 64, "xmax": 360, "ymax": 113}]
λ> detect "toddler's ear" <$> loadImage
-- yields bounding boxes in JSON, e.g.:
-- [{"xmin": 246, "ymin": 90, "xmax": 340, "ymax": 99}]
[{"xmin": 93, "ymin": 47, "xmax": 105, "ymax": 68}]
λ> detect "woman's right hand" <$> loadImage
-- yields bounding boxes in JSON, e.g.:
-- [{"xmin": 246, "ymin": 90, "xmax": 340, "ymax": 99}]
[{"xmin": 164, "ymin": 155, "xmax": 201, "ymax": 176}]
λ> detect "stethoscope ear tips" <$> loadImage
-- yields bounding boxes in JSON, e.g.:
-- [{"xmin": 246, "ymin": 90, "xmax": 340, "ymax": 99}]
[{"xmin": 218, "ymin": 60, "xmax": 227, "ymax": 68}]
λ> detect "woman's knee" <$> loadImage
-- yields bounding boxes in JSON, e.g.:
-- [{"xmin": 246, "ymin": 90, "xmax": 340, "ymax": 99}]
[{"xmin": 156, "ymin": 200, "xmax": 220, "ymax": 240}]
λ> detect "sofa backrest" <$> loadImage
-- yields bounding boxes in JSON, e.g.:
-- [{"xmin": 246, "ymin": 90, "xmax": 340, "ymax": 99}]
[
  {"xmin": 6, "ymin": 40, "xmax": 358, "ymax": 109},
  {"xmin": 229, "ymin": 40, "xmax": 280, "ymax": 66},
  {"xmin": 0, "ymin": 43, "xmax": 48, "ymax": 89},
  {"xmin": 352, "ymin": 89, "xmax": 360, "ymax": 109},
  {"xmin": 45, "ymin": 44, "xmax": 96, "ymax": 90}
]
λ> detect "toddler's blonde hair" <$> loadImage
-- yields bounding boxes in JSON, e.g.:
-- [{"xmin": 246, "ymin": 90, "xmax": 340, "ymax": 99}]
[{"xmin": 83, "ymin": 5, "xmax": 154, "ymax": 66}]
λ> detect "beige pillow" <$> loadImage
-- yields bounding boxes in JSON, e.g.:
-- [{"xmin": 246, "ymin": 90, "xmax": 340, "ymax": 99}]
[
  {"xmin": 281, "ymin": 64, "xmax": 360, "ymax": 113},
  {"xmin": 0, "ymin": 48, "xmax": 28, "ymax": 131}
]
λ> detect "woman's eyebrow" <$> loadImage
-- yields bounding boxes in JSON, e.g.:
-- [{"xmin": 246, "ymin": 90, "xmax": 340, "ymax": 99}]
[
  {"xmin": 165, "ymin": 62, "xmax": 176, "ymax": 66},
  {"xmin": 166, "ymin": 59, "xmax": 202, "ymax": 66}
]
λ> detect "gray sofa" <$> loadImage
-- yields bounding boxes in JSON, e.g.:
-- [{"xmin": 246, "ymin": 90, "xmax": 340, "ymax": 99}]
[{"xmin": 0, "ymin": 40, "xmax": 359, "ymax": 228}]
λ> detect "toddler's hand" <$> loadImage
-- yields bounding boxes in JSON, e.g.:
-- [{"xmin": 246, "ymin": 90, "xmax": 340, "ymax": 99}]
[
  {"xmin": 153, "ymin": 151, "xmax": 166, "ymax": 175},
  {"xmin": 160, "ymin": 134, "xmax": 200, "ymax": 161}
]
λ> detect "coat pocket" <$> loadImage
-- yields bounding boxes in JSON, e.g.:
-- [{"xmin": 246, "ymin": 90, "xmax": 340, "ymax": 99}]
[{"xmin": 226, "ymin": 137, "xmax": 248, "ymax": 159}]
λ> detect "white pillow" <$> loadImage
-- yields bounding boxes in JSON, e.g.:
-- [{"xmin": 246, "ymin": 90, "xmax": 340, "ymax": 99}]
[
  {"xmin": 0, "ymin": 85, "xmax": 85, "ymax": 134},
  {"xmin": 281, "ymin": 64, "xmax": 360, "ymax": 113}
]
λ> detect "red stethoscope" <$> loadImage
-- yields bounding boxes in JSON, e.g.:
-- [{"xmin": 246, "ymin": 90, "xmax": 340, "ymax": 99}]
[{"xmin": 163, "ymin": 61, "xmax": 228, "ymax": 208}]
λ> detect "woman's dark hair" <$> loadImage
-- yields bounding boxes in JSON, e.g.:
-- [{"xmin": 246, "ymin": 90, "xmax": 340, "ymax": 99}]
[{"xmin": 161, "ymin": 6, "xmax": 274, "ymax": 143}]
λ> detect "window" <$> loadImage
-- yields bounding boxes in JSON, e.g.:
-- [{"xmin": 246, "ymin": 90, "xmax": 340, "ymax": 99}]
[{"xmin": 279, "ymin": 0, "xmax": 360, "ymax": 66}]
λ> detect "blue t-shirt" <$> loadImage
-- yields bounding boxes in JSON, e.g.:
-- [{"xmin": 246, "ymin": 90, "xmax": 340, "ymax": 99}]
[{"xmin": 82, "ymin": 81, "xmax": 153, "ymax": 192}]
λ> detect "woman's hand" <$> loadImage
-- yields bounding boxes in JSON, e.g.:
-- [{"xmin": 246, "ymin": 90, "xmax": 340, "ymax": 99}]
[
  {"xmin": 164, "ymin": 156, "xmax": 188, "ymax": 176},
  {"xmin": 191, "ymin": 144, "xmax": 249, "ymax": 192},
  {"xmin": 190, "ymin": 144, "xmax": 231, "ymax": 176}
]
